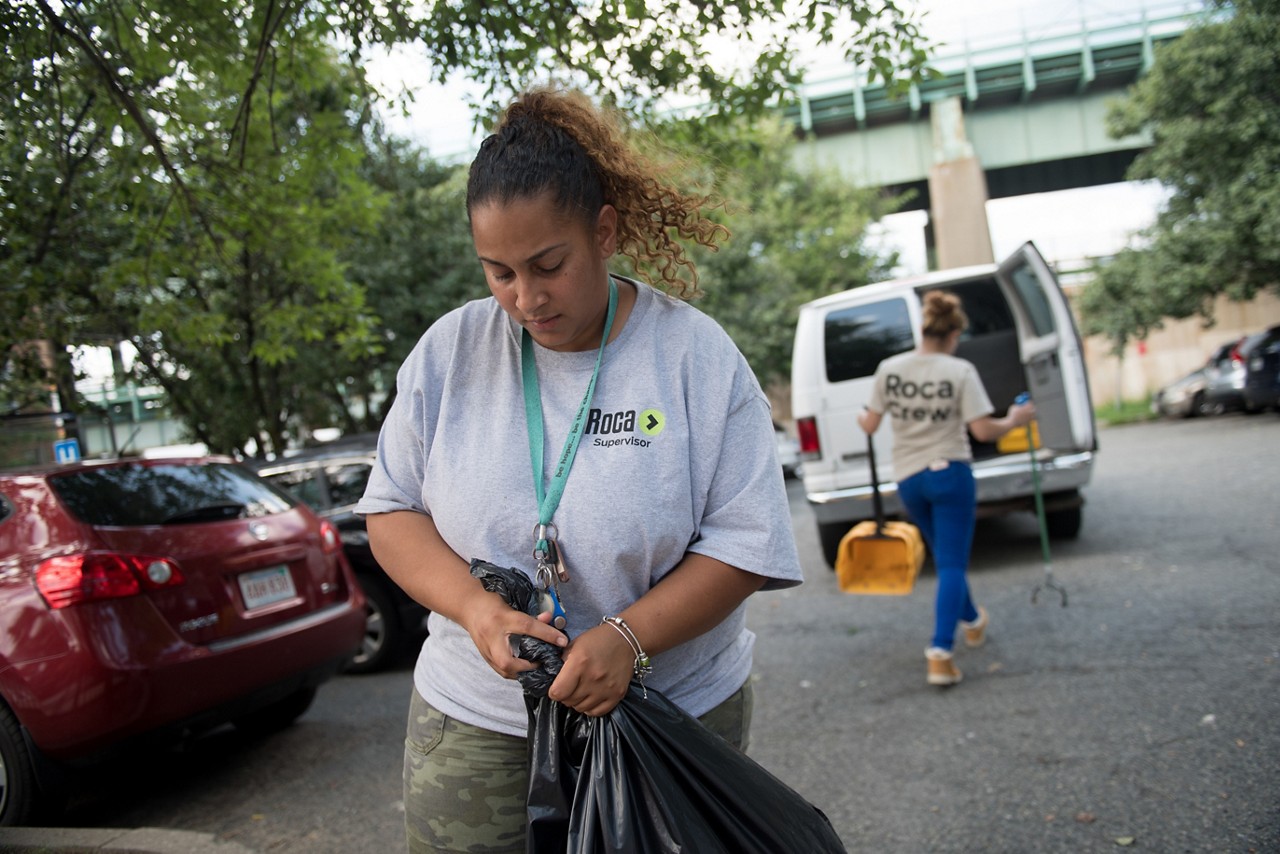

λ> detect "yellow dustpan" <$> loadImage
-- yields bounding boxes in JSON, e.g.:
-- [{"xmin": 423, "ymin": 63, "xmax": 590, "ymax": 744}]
[{"xmin": 835, "ymin": 434, "xmax": 926, "ymax": 595}]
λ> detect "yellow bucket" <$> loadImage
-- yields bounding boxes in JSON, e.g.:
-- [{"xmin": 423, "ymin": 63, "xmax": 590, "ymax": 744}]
[{"xmin": 997, "ymin": 419, "xmax": 1040, "ymax": 454}]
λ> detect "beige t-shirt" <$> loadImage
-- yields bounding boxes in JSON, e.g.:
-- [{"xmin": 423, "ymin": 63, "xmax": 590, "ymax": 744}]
[{"xmin": 867, "ymin": 351, "xmax": 994, "ymax": 481}]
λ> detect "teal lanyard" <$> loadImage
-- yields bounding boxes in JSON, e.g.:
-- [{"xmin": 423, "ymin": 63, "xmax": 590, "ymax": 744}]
[{"xmin": 522, "ymin": 276, "xmax": 618, "ymax": 560}]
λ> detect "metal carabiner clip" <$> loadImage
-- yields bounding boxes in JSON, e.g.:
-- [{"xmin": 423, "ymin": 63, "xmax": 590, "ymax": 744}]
[{"xmin": 536, "ymin": 566, "xmax": 568, "ymax": 630}]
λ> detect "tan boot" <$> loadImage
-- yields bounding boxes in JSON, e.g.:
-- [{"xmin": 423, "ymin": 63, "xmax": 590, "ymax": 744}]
[
  {"xmin": 926, "ymin": 647, "xmax": 962, "ymax": 686},
  {"xmin": 960, "ymin": 606, "xmax": 989, "ymax": 648}
]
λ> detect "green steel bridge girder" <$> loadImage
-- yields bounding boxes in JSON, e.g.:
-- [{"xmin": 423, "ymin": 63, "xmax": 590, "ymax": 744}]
[
  {"xmin": 784, "ymin": 6, "xmax": 1220, "ymax": 209},
  {"xmin": 786, "ymin": 8, "xmax": 1205, "ymax": 135},
  {"xmin": 790, "ymin": 36, "xmax": 1176, "ymax": 134}
]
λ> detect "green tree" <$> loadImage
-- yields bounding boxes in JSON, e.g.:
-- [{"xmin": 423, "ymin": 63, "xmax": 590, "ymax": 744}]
[
  {"xmin": 339, "ymin": 135, "xmax": 479, "ymax": 426},
  {"xmin": 2, "ymin": 0, "xmax": 931, "ymax": 454},
  {"xmin": 2, "ymin": 3, "xmax": 385, "ymax": 455},
  {"xmin": 1080, "ymin": 0, "xmax": 1280, "ymax": 349},
  {"xmin": 651, "ymin": 116, "xmax": 900, "ymax": 386}
]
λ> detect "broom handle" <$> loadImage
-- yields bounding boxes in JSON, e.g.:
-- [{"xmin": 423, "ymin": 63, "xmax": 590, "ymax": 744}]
[
  {"xmin": 1016, "ymin": 392, "xmax": 1053, "ymax": 566},
  {"xmin": 867, "ymin": 431, "xmax": 886, "ymax": 535}
]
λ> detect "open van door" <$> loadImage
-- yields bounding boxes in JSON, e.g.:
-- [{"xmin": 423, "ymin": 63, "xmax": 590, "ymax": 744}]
[{"xmin": 996, "ymin": 242, "xmax": 1096, "ymax": 451}]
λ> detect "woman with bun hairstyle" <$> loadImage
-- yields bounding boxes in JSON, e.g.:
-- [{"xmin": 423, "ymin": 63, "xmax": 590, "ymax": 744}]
[
  {"xmin": 357, "ymin": 86, "xmax": 802, "ymax": 853},
  {"xmin": 857, "ymin": 290, "xmax": 1035, "ymax": 687}
]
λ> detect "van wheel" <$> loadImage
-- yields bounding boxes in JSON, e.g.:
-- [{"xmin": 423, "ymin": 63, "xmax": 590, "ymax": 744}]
[
  {"xmin": 1046, "ymin": 506, "xmax": 1082, "ymax": 540},
  {"xmin": 818, "ymin": 522, "xmax": 847, "ymax": 570},
  {"xmin": 0, "ymin": 704, "xmax": 40, "ymax": 826}
]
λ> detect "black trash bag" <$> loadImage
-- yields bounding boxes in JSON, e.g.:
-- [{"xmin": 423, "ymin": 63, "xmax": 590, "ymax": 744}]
[
  {"xmin": 469, "ymin": 557, "xmax": 563, "ymax": 694},
  {"xmin": 469, "ymin": 559, "xmax": 847, "ymax": 854}
]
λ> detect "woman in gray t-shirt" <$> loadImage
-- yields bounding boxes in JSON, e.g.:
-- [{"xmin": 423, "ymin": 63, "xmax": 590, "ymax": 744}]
[
  {"xmin": 858, "ymin": 290, "xmax": 1035, "ymax": 687},
  {"xmin": 358, "ymin": 87, "xmax": 802, "ymax": 854}
]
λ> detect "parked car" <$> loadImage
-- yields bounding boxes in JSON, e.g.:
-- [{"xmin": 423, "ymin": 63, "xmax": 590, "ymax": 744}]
[
  {"xmin": 774, "ymin": 422, "xmax": 801, "ymax": 479},
  {"xmin": 252, "ymin": 436, "xmax": 429, "ymax": 674},
  {"xmin": 1152, "ymin": 340, "xmax": 1239, "ymax": 419},
  {"xmin": 1199, "ymin": 337, "xmax": 1245, "ymax": 414},
  {"xmin": 1243, "ymin": 324, "xmax": 1280, "ymax": 412},
  {"xmin": 791, "ymin": 242, "xmax": 1095, "ymax": 568},
  {"xmin": 0, "ymin": 456, "xmax": 366, "ymax": 825},
  {"xmin": 1153, "ymin": 333, "xmax": 1270, "ymax": 418},
  {"xmin": 1151, "ymin": 366, "xmax": 1210, "ymax": 418}
]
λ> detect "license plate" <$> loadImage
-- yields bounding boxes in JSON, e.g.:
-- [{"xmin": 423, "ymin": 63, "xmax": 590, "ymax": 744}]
[{"xmin": 238, "ymin": 565, "xmax": 297, "ymax": 610}]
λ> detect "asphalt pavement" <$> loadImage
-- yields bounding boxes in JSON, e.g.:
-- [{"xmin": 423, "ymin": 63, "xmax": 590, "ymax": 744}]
[{"xmin": 748, "ymin": 413, "xmax": 1279, "ymax": 852}]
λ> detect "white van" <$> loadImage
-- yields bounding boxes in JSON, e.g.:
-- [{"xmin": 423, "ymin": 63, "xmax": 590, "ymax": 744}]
[{"xmin": 790, "ymin": 242, "xmax": 1097, "ymax": 568}]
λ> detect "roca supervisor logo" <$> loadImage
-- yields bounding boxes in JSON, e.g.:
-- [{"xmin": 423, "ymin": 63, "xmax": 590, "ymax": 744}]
[{"xmin": 586, "ymin": 407, "xmax": 665, "ymax": 448}]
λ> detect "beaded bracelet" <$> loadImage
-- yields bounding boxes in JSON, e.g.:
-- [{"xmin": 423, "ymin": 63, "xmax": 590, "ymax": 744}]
[{"xmin": 602, "ymin": 615, "xmax": 652, "ymax": 690}]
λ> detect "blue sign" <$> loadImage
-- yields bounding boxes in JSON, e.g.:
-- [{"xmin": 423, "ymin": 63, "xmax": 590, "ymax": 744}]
[{"xmin": 53, "ymin": 439, "xmax": 81, "ymax": 463}]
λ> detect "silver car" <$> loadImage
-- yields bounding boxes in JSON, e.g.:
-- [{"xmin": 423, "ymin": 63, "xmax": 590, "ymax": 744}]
[
  {"xmin": 1151, "ymin": 365, "xmax": 1211, "ymax": 418},
  {"xmin": 1154, "ymin": 337, "xmax": 1262, "ymax": 418}
]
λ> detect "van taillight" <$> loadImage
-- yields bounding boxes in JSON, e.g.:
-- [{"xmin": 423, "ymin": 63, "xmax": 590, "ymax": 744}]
[
  {"xmin": 796, "ymin": 416, "xmax": 821, "ymax": 457},
  {"xmin": 36, "ymin": 552, "xmax": 185, "ymax": 609}
]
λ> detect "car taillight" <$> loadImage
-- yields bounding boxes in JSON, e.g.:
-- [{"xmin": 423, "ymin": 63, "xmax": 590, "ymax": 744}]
[
  {"xmin": 796, "ymin": 416, "xmax": 821, "ymax": 457},
  {"xmin": 36, "ymin": 552, "xmax": 186, "ymax": 609},
  {"xmin": 318, "ymin": 519, "xmax": 343, "ymax": 555}
]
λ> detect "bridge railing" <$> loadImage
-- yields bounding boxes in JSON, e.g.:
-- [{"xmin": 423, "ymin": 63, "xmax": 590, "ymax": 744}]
[{"xmin": 789, "ymin": 1, "xmax": 1217, "ymax": 133}]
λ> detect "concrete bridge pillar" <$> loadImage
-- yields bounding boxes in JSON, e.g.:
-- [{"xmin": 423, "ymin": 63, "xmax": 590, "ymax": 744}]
[{"xmin": 927, "ymin": 97, "xmax": 994, "ymax": 269}]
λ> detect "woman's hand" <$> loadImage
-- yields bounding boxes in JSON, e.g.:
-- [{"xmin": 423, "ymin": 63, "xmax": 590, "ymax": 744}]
[
  {"xmin": 460, "ymin": 590, "xmax": 569, "ymax": 680},
  {"xmin": 1009, "ymin": 400, "xmax": 1037, "ymax": 427},
  {"xmin": 544, "ymin": 554, "xmax": 767, "ymax": 716},
  {"xmin": 970, "ymin": 401, "xmax": 1038, "ymax": 442},
  {"xmin": 366, "ymin": 512, "xmax": 570, "ymax": 681},
  {"xmin": 546, "ymin": 623, "xmax": 636, "ymax": 716},
  {"xmin": 857, "ymin": 407, "xmax": 882, "ymax": 435}
]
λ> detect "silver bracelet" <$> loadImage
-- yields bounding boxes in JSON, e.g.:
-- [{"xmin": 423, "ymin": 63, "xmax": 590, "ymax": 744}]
[{"xmin": 602, "ymin": 615, "xmax": 652, "ymax": 684}]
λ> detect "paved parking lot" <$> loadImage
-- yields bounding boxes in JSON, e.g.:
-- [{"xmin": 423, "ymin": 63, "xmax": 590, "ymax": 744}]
[{"xmin": 751, "ymin": 413, "xmax": 1279, "ymax": 852}]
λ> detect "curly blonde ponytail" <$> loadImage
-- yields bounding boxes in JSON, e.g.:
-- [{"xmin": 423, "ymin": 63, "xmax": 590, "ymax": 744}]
[{"xmin": 466, "ymin": 86, "xmax": 726, "ymax": 299}]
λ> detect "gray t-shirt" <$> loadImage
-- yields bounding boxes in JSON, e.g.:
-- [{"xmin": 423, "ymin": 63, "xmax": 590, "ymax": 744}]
[
  {"xmin": 356, "ymin": 278, "xmax": 802, "ymax": 736},
  {"xmin": 866, "ymin": 350, "xmax": 994, "ymax": 481}
]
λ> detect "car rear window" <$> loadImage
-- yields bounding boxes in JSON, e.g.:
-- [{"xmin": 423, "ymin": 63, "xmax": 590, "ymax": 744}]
[
  {"xmin": 824, "ymin": 297, "xmax": 914, "ymax": 382},
  {"xmin": 49, "ymin": 462, "xmax": 294, "ymax": 527},
  {"xmin": 325, "ymin": 461, "xmax": 372, "ymax": 507},
  {"xmin": 262, "ymin": 467, "xmax": 327, "ymax": 508}
]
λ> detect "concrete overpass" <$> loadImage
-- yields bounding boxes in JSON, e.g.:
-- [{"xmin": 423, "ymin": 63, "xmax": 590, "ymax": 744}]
[{"xmin": 784, "ymin": 2, "xmax": 1212, "ymax": 268}]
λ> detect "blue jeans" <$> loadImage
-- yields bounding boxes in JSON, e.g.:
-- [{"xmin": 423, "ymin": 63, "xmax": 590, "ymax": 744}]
[{"xmin": 897, "ymin": 461, "xmax": 980, "ymax": 651}]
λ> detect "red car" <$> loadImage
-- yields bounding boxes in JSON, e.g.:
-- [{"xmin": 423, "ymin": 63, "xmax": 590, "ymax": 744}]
[{"xmin": 0, "ymin": 456, "xmax": 366, "ymax": 825}]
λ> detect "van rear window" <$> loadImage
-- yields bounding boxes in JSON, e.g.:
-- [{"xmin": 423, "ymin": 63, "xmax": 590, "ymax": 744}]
[
  {"xmin": 1003, "ymin": 260, "xmax": 1056, "ymax": 337},
  {"xmin": 824, "ymin": 297, "xmax": 914, "ymax": 382}
]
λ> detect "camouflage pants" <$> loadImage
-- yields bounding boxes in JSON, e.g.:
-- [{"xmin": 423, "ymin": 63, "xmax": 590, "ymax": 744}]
[{"xmin": 403, "ymin": 681, "xmax": 753, "ymax": 854}]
